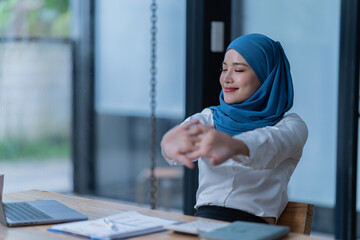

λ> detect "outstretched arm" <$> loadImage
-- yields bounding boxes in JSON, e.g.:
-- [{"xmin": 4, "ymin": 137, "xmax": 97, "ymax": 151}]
[
  {"xmin": 161, "ymin": 119, "xmax": 203, "ymax": 169},
  {"xmin": 187, "ymin": 114, "xmax": 308, "ymax": 170},
  {"xmin": 186, "ymin": 124, "xmax": 250, "ymax": 166},
  {"xmin": 232, "ymin": 113, "xmax": 308, "ymax": 169}
]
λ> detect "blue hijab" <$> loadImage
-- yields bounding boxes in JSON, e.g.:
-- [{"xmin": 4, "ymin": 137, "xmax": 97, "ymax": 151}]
[{"xmin": 209, "ymin": 34, "xmax": 294, "ymax": 136}]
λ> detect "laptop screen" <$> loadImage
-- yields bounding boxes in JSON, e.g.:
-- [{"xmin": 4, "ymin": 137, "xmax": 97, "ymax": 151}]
[
  {"xmin": 0, "ymin": 173, "xmax": 3, "ymax": 202},
  {"xmin": 0, "ymin": 173, "xmax": 7, "ymax": 225}
]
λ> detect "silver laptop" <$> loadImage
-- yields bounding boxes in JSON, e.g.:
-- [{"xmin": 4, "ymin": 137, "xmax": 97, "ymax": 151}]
[{"xmin": 0, "ymin": 172, "xmax": 88, "ymax": 227}]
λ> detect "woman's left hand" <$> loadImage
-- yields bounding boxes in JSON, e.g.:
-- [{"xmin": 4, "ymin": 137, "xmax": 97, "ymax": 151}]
[{"xmin": 186, "ymin": 124, "xmax": 249, "ymax": 166}]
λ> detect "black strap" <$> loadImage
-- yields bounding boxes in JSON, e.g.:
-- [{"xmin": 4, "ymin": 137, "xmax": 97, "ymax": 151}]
[{"xmin": 195, "ymin": 205, "xmax": 268, "ymax": 224}]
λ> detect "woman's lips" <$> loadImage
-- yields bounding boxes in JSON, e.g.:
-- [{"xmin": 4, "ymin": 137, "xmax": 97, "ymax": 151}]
[{"xmin": 223, "ymin": 87, "xmax": 238, "ymax": 93}]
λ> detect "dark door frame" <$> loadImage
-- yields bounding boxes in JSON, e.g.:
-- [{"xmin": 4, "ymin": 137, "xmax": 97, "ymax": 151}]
[
  {"xmin": 184, "ymin": 0, "xmax": 231, "ymax": 215},
  {"xmin": 335, "ymin": 0, "xmax": 360, "ymax": 239},
  {"xmin": 72, "ymin": 0, "xmax": 96, "ymax": 195}
]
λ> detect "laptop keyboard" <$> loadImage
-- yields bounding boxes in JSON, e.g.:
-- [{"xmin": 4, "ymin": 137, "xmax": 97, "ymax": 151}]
[{"xmin": 4, "ymin": 202, "xmax": 53, "ymax": 221}]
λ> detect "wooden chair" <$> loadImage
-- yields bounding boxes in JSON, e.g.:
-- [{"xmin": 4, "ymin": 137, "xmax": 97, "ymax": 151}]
[{"xmin": 276, "ymin": 201, "xmax": 314, "ymax": 235}]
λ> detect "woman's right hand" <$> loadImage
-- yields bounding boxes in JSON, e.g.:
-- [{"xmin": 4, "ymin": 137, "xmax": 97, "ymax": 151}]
[{"xmin": 161, "ymin": 119, "xmax": 201, "ymax": 169}]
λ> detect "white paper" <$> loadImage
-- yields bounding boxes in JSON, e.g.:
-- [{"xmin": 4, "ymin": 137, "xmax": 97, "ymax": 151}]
[{"xmin": 49, "ymin": 210, "xmax": 178, "ymax": 239}]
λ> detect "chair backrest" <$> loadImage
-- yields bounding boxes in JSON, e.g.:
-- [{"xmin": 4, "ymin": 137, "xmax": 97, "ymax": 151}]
[{"xmin": 276, "ymin": 201, "xmax": 314, "ymax": 235}]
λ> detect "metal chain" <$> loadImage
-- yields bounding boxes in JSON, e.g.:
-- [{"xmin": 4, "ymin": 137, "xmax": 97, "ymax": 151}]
[{"xmin": 149, "ymin": 0, "xmax": 158, "ymax": 210}]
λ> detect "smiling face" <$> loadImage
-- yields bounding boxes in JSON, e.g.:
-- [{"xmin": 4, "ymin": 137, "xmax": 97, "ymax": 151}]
[{"xmin": 220, "ymin": 49, "xmax": 261, "ymax": 104}]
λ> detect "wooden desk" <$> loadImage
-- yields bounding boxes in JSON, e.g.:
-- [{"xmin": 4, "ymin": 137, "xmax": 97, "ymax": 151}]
[{"xmin": 0, "ymin": 190, "xmax": 322, "ymax": 240}]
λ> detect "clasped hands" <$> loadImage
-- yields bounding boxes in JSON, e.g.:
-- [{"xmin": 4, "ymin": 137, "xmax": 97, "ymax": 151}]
[{"xmin": 161, "ymin": 119, "xmax": 249, "ymax": 169}]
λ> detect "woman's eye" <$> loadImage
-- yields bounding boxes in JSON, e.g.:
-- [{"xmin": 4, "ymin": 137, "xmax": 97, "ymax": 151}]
[
  {"xmin": 235, "ymin": 69, "xmax": 245, "ymax": 72},
  {"xmin": 220, "ymin": 68, "xmax": 228, "ymax": 72}
]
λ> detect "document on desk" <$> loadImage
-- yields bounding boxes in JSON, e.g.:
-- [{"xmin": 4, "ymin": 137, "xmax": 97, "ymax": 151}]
[{"xmin": 48, "ymin": 210, "xmax": 178, "ymax": 240}]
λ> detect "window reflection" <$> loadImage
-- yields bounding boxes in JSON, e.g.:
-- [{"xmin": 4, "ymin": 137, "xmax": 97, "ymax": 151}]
[
  {"xmin": 0, "ymin": 0, "xmax": 72, "ymax": 194},
  {"xmin": 95, "ymin": 0, "xmax": 186, "ymax": 210}
]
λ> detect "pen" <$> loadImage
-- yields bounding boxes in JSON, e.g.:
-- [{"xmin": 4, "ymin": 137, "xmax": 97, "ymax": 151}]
[{"xmin": 103, "ymin": 218, "xmax": 118, "ymax": 232}]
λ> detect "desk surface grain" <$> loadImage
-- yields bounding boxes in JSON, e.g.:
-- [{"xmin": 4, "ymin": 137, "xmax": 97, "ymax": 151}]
[{"xmin": 0, "ymin": 190, "xmax": 323, "ymax": 240}]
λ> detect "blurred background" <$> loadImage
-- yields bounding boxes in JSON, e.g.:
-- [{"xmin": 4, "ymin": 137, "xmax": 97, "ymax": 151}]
[
  {"xmin": 0, "ymin": 0, "xmax": 357, "ymax": 239},
  {"xmin": 0, "ymin": 0, "xmax": 72, "ymax": 193}
]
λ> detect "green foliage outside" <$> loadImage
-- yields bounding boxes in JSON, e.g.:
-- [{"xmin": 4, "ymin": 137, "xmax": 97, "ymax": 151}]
[
  {"xmin": 0, "ymin": 136, "xmax": 70, "ymax": 161},
  {"xmin": 0, "ymin": 0, "xmax": 70, "ymax": 37},
  {"xmin": 0, "ymin": 0, "xmax": 71, "ymax": 161}
]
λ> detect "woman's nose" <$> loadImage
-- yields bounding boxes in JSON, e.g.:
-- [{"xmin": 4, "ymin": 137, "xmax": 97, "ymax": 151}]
[{"xmin": 224, "ymin": 72, "xmax": 233, "ymax": 83}]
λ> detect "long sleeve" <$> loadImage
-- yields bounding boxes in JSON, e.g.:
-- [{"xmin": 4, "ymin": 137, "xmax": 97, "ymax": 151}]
[
  {"xmin": 163, "ymin": 110, "xmax": 308, "ymax": 219},
  {"xmin": 161, "ymin": 108, "xmax": 213, "ymax": 166},
  {"xmin": 232, "ymin": 113, "xmax": 308, "ymax": 170}
]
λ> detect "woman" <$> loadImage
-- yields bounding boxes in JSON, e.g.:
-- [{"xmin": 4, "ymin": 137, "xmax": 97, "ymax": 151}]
[{"xmin": 161, "ymin": 33, "xmax": 308, "ymax": 224}]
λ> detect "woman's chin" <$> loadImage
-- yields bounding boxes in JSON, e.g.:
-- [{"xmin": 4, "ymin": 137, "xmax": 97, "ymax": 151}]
[
  {"xmin": 224, "ymin": 98, "xmax": 236, "ymax": 104},
  {"xmin": 224, "ymin": 97, "xmax": 245, "ymax": 105}
]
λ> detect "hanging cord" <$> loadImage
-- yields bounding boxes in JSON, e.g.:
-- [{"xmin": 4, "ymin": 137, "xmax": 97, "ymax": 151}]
[{"xmin": 149, "ymin": 0, "xmax": 158, "ymax": 210}]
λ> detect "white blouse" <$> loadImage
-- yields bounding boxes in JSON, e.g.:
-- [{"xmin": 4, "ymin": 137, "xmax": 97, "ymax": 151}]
[{"xmin": 163, "ymin": 108, "xmax": 308, "ymax": 220}]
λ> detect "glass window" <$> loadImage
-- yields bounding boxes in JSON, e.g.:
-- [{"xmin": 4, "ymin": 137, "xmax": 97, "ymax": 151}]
[
  {"xmin": 232, "ymin": 0, "xmax": 340, "ymax": 236},
  {"xmin": 95, "ymin": 0, "xmax": 186, "ymax": 210},
  {"xmin": 0, "ymin": 0, "xmax": 72, "ymax": 194}
]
